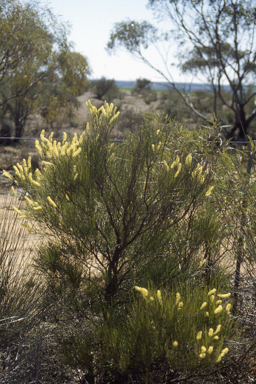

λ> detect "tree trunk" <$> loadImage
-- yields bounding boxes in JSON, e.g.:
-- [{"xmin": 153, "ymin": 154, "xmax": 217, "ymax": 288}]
[{"xmin": 227, "ymin": 105, "xmax": 248, "ymax": 140}]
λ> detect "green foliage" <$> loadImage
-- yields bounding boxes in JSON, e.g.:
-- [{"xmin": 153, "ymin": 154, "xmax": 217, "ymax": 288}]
[
  {"xmin": 116, "ymin": 108, "xmax": 145, "ymax": 133},
  {"xmin": 92, "ymin": 77, "xmax": 120, "ymax": 102},
  {"xmin": 142, "ymin": 89, "xmax": 157, "ymax": 104}
]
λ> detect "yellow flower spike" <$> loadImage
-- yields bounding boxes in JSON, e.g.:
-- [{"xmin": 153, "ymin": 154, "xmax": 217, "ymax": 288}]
[
  {"xmin": 176, "ymin": 292, "xmax": 181, "ymax": 305},
  {"xmin": 213, "ymin": 336, "xmax": 219, "ymax": 340},
  {"xmin": 196, "ymin": 331, "xmax": 202, "ymax": 340},
  {"xmin": 11, "ymin": 186, "xmax": 17, "ymax": 195},
  {"xmin": 65, "ymin": 194, "xmax": 70, "ymax": 201},
  {"xmin": 62, "ymin": 132, "xmax": 67, "ymax": 144},
  {"xmin": 34, "ymin": 169, "xmax": 42, "ymax": 180},
  {"xmin": 74, "ymin": 173, "xmax": 79, "ymax": 181},
  {"xmin": 226, "ymin": 303, "xmax": 232, "ymax": 313},
  {"xmin": 214, "ymin": 305, "xmax": 223, "ymax": 314},
  {"xmin": 199, "ymin": 353, "xmax": 206, "ymax": 359},
  {"xmin": 216, "ymin": 348, "xmax": 229, "ymax": 363},
  {"xmin": 170, "ymin": 160, "xmax": 177, "ymax": 169},
  {"xmin": 42, "ymin": 161, "xmax": 54, "ymax": 167},
  {"xmin": 72, "ymin": 133, "xmax": 78, "ymax": 145},
  {"xmin": 152, "ymin": 144, "xmax": 155, "ymax": 151},
  {"xmin": 28, "ymin": 173, "xmax": 33, "ymax": 183},
  {"xmin": 17, "ymin": 215, "xmax": 29, "ymax": 220},
  {"xmin": 17, "ymin": 163, "xmax": 23, "ymax": 173},
  {"xmin": 156, "ymin": 129, "xmax": 160, "ymax": 135},
  {"xmin": 134, "ymin": 286, "xmax": 148, "ymax": 299},
  {"xmin": 220, "ymin": 348, "xmax": 229, "ymax": 357},
  {"xmin": 13, "ymin": 206, "xmax": 22, "ymax": 215},
  {"xmin": 73, "ymin": 148, "xmax": 82, "ymax": 158},
  {"xmin": 214, "ymin": 325, "xmax": 221, "ymax": 335},
  {"xmin": 33, "ymin": 206, "xmax": 42, "ymax": 210},
  {"xmin": 174, "ymin": 163, "xmax": 182, "ymax": 178},
  {"xmin": 185, "ymin": 153, "xmax": 192, "ymax": 165},
  {"xmin": 67, "ymin": 145, "xmax": 75, "ymax": 155},
  {"xmin": 86, "ymin": 122, "xmax": 90, "ymax": 133},
  {"xmin": 24, "ymin": 196, "xmax": 35, "ymax": 206},
  {"xmin": 40, "ymin": 141, "xmax": 48, "ymax": 151},
  {"xmin": 35, "ymin": 140, "xmax": 43, "ymax": 156},
  {"xmin": 205, "ymin": 186, "xmax": 214, "ymax": 197},
  {"xmin": 199, "ymin": 259, "xmax": 206, "ymax": 268},
  {"xmin": 32, "ymin": 180, "xmax": 41, "ymax": 187},
  {"xmin": 22, "ymin": 223, "xmax": 32, "ymax": 232},
  {"xmin": 53, "ymin": 140, "xmax": 58, "ymax": 157},
  {"xmin": 3, "ymin": 170, "xmax": 13, "ymax": 180},
  {"xmin": 150, "ymin": 296, "xmax": 154, "ymax": 301},
  {"xmin": 48, "ymin": 132, "xmax": 54, "ymax": 142},
  {"xmin": 47, "ymin": 142, "xmax": 54, "ymax": 157},
  {"xmin": 208, "ymin": 346, "xmax": 214, "ymax": 355},
  {"xmin": 208, "ymin": 328, "xmax": 214, "ymax": 337},
  {"xmin": 200, "ymin": 302, "xmax": 207, "ymax": 310},
  {"xmin": 61, "ymin": 142, "xmax": 68, "ymax": 155},
  {"xmin": 217, "ymin": 293, "xmax": 231, "ymax": 299},
  {"xmin": 109, "ymin": 113, "xmax": 120, "ymax": 125},
  {"xmin": 47, "ymin": 196, "xmax": 57, "ymax": 208},
  {"xmin": 201, "ymin": 346, "xmax": 207, "ymax": 353},
  {"xmin": 79, "ymin": 131, "xmax": 85, "ymax": 144},
  {"xmin": 216, "ymin": 355, "xmax": 222, "ymax": 363},
  {"xmin": 173, "ymin": 341, "xmax": 178, "ymax": 347},
  {"xmin": 178, "ymin": 302, "xmax": 183, "ymax": 309},
  {"xmin": 216, "ymin": 300, "xmax": 222, "ymax": 305},
  {"xmin": 40, "ymin": 130, "xmax": 46, "ymax": 140},
  {"xmin": 210, "ymin": 295, "xmax": 215, "ymax": 302},
  {"xmin": 197, "ymin": 165, "xmax": 203, "ymax": 175},
  {"xmin": 157, "ymin": 142, "xmax": 162, "ymax": 150},
  {"xmin": 27, "ymin": 157, "xmax": 31, "ymax": 169},
  {"xmin": 23, "ymin": 159, "xmax": 28, "ymax": 175},
  {"xmin": 157, "ymin": 290, "xmax": 162, "ymax": 305},
  {"xmin": 205, "ymin": 312, "xmax": 209, "ymax": 317},
  {"xmin": 208, "ymin": 288, "xmax": 217, "ymax": 296},
  {"xmin": 163, "ymin": 160, "xmax": 169, "ymax": 171}
]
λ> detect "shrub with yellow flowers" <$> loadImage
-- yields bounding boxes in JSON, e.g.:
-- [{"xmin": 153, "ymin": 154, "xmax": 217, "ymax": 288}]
[
  {"xmin": 64, "ymin": 283, "xmax": 235, "ymax": 383},
  {"xmin": 4, "ymin": 101, "xmax": 228, "ymax": 383}
]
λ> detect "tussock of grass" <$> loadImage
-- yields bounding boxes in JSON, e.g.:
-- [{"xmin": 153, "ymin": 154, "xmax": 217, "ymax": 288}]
[{"xmin": 0, "ymin": 193, "xmax": 44, "ymax": 346}]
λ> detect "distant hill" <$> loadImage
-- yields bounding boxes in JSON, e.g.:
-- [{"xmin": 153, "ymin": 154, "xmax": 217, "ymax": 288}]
[{"xmin": 115, "ymin": 80, "xmax": 231, "ymax": 93}]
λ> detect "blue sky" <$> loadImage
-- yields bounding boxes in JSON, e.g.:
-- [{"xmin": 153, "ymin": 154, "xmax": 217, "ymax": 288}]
[{"xmin": 40, "ymin": 0, "xmax": 192, "ymax": 83}]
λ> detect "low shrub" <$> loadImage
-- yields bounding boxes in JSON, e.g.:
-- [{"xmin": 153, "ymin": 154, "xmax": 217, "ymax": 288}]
[
  {"xmin": 59, "ymin": 283, "xmax": 235, "ymax": 383},
  {"xmin": 92, "ymin": 77, "xmax": 120, "ymax": 102}
]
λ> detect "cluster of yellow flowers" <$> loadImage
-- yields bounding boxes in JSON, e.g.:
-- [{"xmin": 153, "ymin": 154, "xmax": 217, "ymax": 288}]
[
  {"xmin": 135, "ymin": 285, "xmax": 232, "ymax": 364},
  {"xmin": 196, "ymin": 288, "xmax": 232, "ymax": 362},
  {"xmin": 3, "ymin": 101, "xmax": 122, "ymax": 220},
  {"xmin": 161, "ymin": 151, "xmax": 214, "ymax": 196},
  {"xmin": 86, "ymin": 100, "xmax": 120, "ymax": 129}
]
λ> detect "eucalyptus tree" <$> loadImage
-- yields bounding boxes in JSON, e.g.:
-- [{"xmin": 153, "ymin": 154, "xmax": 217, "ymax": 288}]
[
  {"xmin": 0, "ymin": 0, "xmax": 91, "ymax": 141},
  {"xmin": 107, "ymin": 0, "xmax": 256, "ymax": 139}
]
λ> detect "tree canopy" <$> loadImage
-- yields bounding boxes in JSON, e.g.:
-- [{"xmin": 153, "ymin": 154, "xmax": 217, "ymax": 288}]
[
  {"xmin": 107, "ymin": 0, "xmax": 256, "ymax": 139},
  {"xmin": 0, "ymin": 0, "xmax": 91, "ymax": 141}
]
